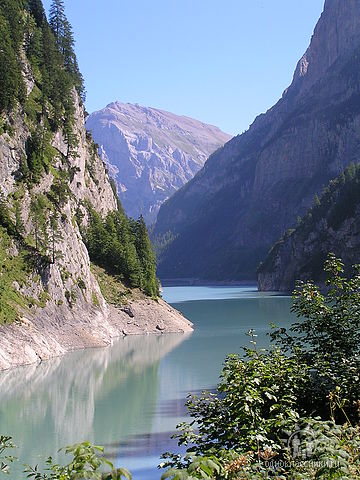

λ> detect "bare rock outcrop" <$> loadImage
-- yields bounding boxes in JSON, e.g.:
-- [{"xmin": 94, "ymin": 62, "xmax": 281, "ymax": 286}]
[
  {"xmin": 0, "ymin": 297, "xmax": 192, "ymax": 370},
  {"xmin": 86, "ymin": 102, "xmax": 231, "ymax": 223}
]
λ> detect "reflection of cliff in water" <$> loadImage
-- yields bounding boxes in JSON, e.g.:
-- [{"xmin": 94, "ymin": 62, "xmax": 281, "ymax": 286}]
[{"xmin": 0, "ymin": 334, "xmax": 189, "ymax": 469}]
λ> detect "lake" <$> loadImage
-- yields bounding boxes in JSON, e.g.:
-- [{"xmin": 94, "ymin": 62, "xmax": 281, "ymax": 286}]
[{"xmin": 0, "ymin": 286, "xmax": 294, "ymax": 479}]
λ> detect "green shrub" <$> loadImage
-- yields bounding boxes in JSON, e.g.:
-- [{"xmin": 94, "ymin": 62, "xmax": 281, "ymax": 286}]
[
  {"xmin": 77, "ymin": 278, "xmax": 86, "ymax": 291},
  {"xmin": 91, "ymin": 291, "xmax": 100, "ymax": 306},
  {"xmin": 1, "ymin": 438, "xmax": 131, "ymax": 479},
  {"xmin": 272, "ymin": 253, "xmax": 360, "ymax": 415},
  {"xmin": 169, "ymin": 336, "xmax": 308, "ymax": 459},
  {"xmin": 162, "ymin": 255, "xmax": 360, "ymax": 479},
  {"xmin": 0, "ymin": 435, "xmax": 15, "ymax": 475}
]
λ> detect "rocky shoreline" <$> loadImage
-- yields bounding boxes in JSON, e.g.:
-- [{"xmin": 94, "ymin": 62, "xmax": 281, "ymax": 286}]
[{"xmin": 0, "ymin": 298, "xmax": 193, "ymax": 371}]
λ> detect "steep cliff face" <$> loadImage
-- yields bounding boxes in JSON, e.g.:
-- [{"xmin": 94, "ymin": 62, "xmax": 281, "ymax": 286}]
[
  {"xmin": 0, "ymin": 1, "xmax": 192, "ymax": 370},
  {"xmin": 153, "ymin": 0, "xmax": 360, "ymax": 281},
  {"xmin": 291, "ymin": 0, "xmax": 360, "ymax": 94},
  {"xmin": 0, "ymin": 95, "xmax": 192, "ymax": 370},
  {"xmin": 258, "ymin": 165, "xmax": 360, "ymax": 292},
  {"xmin": 86, "ymin": 102, "xmax": 231, "ymax": 224},
  {"xmin": 0, "ymin": 85, "xmax": 116, "ymax": 314}
]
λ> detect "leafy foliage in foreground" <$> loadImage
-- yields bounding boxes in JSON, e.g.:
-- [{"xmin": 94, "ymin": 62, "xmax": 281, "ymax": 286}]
[
  {"xmin": 160, "ymin": 254, "xmax": 360, "ymax": 479},
  {"xmin": 0, "ymin": 436, "xmax": 16, "ymax": 475},
  {"xmin": 171, "ymin": 339, "xmax": 308, "ymax": 457},
  {"xmin": 161, "ymin": 419, "xmax": 360, "ymax": 479},
  {"xmin": 1, "ymin": 440, "xmax": 131, "ymax": 479},
  {"xmin": 272, "ymin": 253, "xmax": 360, "ymax": 414}
]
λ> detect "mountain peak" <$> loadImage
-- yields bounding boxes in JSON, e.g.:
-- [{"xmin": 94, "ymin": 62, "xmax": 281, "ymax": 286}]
[
  {"xmin": 86, "ymin": 103, "xmax": 231, "ymax": 223},
  {"xmin": 291, "ymin": 0, "xmax": 360, "ymax": 94},
  {"xmin": 153, "ymin": 0, "xmax": 360, "ymax": 281}
]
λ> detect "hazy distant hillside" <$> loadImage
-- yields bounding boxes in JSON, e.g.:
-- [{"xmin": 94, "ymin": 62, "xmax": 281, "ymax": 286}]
[{"xmin": 86, "ymin": 102, "xmax": 231, "ymax": 223}]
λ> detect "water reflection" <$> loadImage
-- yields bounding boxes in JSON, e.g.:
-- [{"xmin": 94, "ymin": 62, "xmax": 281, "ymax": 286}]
[
  {"xmin": 0, "ymin": 334, "xmax": 189, "ymax": 476},
  {"xmin": 0, "ymin": 287, "xmax": 294, "ymax": 480}
]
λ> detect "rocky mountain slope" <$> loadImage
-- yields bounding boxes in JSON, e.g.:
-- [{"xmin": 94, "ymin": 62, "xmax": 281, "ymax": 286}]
[
  {"xmin": 258, "ymin": 163, "xmax": 360, "ymax": 292},
  {"xmin": 86, "ymin": 102, "xmax": 231, "ymax": 224},
  {"xmin": 0, "ymin": 0, "xmax": 192, "ymax": 370},
  {"xmin": 153, "ymin": 0, "xmax": 360, "ymax": 281}
]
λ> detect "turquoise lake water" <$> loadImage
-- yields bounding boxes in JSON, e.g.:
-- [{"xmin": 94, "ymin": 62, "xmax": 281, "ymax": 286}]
[{"xmin": 0, "ymin": 286, "xmax": 294, "ymax": 479}]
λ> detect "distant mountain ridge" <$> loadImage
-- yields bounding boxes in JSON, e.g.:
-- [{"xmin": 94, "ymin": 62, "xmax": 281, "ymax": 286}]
[
  {"xmin": 86, "ymin": 102, "xmax": 231, "ymax": 223},
  {"xmin": 152, "ymin": 0, "xmax": 360, "ymax": 281}
]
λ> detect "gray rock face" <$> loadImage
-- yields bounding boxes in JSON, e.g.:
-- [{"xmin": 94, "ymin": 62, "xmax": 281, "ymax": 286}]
[
  {"xmin": 153, "ymin": 0, "xmax": 360, "ymax": 281},
  {"xmin": 0, "ymin": 78, "xmax": 192, "ymax": 370},
  {"xmin": 257, "ymin": 162, "xmax": 360, "ymax": 291},
  {"xmin": 86, "ymin": 102, "xmax": 231, "ymax": 224},
  {"xmin": 258, "ymin": 207, "xmax": 360, "ymax": 293},
  {"xmin": 292, "ymin": 0, "xmax": 360, "ymax": 94}
]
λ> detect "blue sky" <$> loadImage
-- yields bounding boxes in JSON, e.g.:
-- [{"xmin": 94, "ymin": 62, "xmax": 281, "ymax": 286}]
[{"xmin": 43, "ymin": 0, "xmax": 324, "ymax": 135}]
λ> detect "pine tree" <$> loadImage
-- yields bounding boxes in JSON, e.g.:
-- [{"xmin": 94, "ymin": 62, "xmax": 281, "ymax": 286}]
[
  {"xmin": 133, "ymin": 216, "xmax": 159, "ymax": 296},
  {"xmin": 72, "ymin": 56, "xmax": 86, "ymax": 102},
  {"xmin": 49, "ymin": 212, "xmax": 63, "ymax": 263},
  {"xmin": 313, "ymin": 193, "xmax": 321, "ymax": 207},
  {"xmin": 62, "ymin": 18, "xmax": 74, "ymax": 69},
  {"xmin": 86, "ymin": 209, "xmax": 107, "ymax": 264},
  {"xmin": 14, "ymin": 201, "xmax": 24, "ymax": 236},
  {"xmin": 30, "ymin": 196, "xmax": 48, "ymax": 253},
  {"xmin": 41, "ymin": 23, "xmax": 63, "ymax": 128},
  {"xmin": 125, "ymin": 242, "xmax": 142, "ymax": 288},
  {"xmin": 28, "ymin": 0, "xmax": 45, "ymax": 27},
  {"xmin": 48, "ymin": 0, "xmax": 85, "ymax": 102},
  {"xmin": 0, "ymin": 11, "xmax": 25, "ymax": 111},
  {"xmin": 49, "ymin": 0, "xmax": 65, "ymax": 41},
  {"xmin": 25, "ymin": 16, "xmax": 42, "ymax": 63},
  {"xmin": 26, "ymin": 130, "xmax": 44, "ymax": 180}
]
